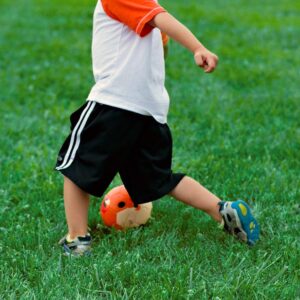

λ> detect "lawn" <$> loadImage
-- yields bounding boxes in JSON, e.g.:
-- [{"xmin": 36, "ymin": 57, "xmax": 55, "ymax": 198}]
[{"xmin": 0, "ymin": 0, "xmax": 299, "ymax": 298}]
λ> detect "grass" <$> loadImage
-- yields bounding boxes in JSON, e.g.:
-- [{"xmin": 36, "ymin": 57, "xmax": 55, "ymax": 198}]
[{"xmin": 0, "ymin": 0, "xmax": 299, "ymax": 298}]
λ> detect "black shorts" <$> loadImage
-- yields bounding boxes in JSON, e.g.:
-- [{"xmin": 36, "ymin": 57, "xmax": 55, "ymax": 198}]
[{"xmin": 55, "ymin": 101, "xmax": 184, "ymax": 205}]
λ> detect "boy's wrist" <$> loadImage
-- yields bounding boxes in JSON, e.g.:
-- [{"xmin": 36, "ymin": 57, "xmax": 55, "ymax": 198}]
[{"xmin": 193, "ymin": 45, "xmax": 207, "ymax": 56}]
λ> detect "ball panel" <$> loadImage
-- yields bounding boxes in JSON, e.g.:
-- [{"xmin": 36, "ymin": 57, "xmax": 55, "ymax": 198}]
[
  {"xmin": 116, "ymin": 202, "xmax": 152, "ymax": 228},
  {"xmin": 100, "ymin": 185, "xmax": 152, "ymax": 230}
]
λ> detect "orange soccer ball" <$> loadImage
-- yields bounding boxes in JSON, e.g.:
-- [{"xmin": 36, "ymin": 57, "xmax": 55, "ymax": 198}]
[{"xmin": 100, "ymin": 185, "xmax": 152, "ymax": 230}]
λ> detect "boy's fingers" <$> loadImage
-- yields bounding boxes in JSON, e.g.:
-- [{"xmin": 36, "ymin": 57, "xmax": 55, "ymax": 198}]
[
  {"xmin": 204, "ymin": 64, "xmax": 215, "ymax": 73},
  {"xmin": 194, "ymin": 53, "xmax": 204, "ymax": 67},
  {"xmin": 194, "ymin": 51, "xmax": 218, "ymax": 72},
  {"xmin": 204, "ymin": 56, "xmax": 218, "ymax": 73},
  {"xmin": 205, "ymin": 65, "xmax": 216, "ymax": 73}
]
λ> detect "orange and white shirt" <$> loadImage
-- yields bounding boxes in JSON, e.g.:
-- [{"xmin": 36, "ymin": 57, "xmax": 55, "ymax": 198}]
[{"xmin": 87, "ymin": 0, "xmax": 169, "ymax": 124}]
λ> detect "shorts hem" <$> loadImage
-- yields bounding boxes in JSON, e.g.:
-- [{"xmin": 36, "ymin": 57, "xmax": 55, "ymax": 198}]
[
  {"xmin": 56, "ymin": 168, "xmax": 105, "ymax": 198},
  {"xmin": 130, "ymin": 173, "xmax": 186, "ymax": 205}
]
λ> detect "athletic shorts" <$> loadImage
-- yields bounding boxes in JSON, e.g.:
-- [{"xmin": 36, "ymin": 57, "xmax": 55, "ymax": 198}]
[{"xmin": 55, "ymin": 101, "xmax": 185, "ymax": 205}]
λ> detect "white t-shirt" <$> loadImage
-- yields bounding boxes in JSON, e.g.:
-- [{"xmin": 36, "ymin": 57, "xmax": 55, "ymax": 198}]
[{"xmin": 87, "ymin": 0, "xmax": 169, "ymax": 124}]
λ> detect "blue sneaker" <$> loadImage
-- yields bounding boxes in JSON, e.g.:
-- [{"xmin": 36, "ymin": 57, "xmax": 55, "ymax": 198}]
[
  {"xmin": 58, "ymin": 234, "xmax": 92, "ymax": 256},
  {"xmin": 219, "ymin": 200, "xmax": 260, "ymax": 246}
]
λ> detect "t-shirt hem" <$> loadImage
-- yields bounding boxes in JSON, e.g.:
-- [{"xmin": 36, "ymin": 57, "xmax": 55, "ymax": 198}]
[{"xmin": 86, "ymin": 97, "xmax": 167, "ymax": 124}]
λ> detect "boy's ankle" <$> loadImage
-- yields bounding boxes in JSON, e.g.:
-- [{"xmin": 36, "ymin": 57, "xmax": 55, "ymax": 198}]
[
  {"xmin": 67, "ymin": 232, "xmax": 89, "ymax": 242},
  {"xmin": 208, "ymin": 203, "xmax": 223, "ymax": 223}
]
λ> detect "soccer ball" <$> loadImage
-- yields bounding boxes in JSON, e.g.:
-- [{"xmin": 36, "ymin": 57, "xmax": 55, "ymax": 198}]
[{"xmin": 100, "ymin": 185, "xmax": 152, "ymax": 230}]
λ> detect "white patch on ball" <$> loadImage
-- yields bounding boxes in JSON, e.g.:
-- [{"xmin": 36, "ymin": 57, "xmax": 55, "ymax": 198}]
[{"xmin": 116, "ymin": 202, "xmax": 153, "ymax": 228}]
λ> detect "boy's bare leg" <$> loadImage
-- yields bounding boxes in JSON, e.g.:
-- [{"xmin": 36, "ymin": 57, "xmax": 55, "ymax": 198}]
[
  {"xmin": 169, "ymin": 176, "xmax": 222, "ymax": 222},
  {"xmin": 64, "ymin": 176, "xmax": 90, "ymax": 239}
]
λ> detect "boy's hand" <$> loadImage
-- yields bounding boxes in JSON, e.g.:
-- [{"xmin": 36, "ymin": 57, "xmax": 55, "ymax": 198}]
[{"xmin": 194, "ymin": 48, "xmax": 218, "ymax": 73}]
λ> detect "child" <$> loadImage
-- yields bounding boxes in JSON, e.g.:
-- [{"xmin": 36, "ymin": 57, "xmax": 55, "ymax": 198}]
[{"xmin": 56, "ymin": 0, "xmax": 259, "ymax": 256}]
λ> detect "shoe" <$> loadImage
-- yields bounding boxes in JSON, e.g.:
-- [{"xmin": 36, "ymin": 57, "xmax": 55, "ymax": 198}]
[
  {"xmin": 58, "ymin": 234, "xmax": 92, "ymax": 256},
  {"xmin": 219, "ymin": 200, "xmax": 260, "ymax": 246}
]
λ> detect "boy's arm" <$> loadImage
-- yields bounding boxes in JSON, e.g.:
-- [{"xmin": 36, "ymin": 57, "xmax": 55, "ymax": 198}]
[{"xmin": 149, "ymin": 12, "xmax": 218, "ymax": 73}]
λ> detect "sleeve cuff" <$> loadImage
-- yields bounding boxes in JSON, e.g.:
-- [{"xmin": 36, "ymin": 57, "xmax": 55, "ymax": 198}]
[{"xmin": 135, "ymin": 7, "xmax": 166, "ymax": 37}]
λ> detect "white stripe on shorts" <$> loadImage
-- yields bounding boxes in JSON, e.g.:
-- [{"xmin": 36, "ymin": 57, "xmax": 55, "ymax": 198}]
[{"xmin": 56, "ymin": 101, "xmax": 96, "ymax": 170}]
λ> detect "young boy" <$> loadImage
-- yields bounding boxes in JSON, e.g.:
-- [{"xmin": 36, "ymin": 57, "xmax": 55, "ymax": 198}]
[{"xmin": 56, "ymin": 0, "xmax": 259, "ymax": 256}]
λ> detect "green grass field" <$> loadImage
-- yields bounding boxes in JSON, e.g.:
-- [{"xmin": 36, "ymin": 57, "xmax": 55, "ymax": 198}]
[{"xmin": 1, "ymin": 0, "xmax": 299, "ymax": 298}]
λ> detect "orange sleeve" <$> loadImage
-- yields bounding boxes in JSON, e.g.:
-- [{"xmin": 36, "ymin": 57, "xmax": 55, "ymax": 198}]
[{"xmin": 102, "ymin": 0, "xmax": 166, "ymax": 37}]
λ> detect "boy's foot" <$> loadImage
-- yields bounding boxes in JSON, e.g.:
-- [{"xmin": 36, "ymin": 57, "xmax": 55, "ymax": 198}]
[
  {"xmin": 58, "ymin": 234, "xmax": 92, "ymax": 256},
  {"xmin": 218, "ymin": 200, "xmax": 259, "ymax": 246}
]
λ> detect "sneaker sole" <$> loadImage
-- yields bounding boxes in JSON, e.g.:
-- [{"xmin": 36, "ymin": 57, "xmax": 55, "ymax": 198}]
[
  {"xmin": 231, "ymin": 200, "xmax": 260, "ymax": 246},
  {"xmin": 62, "ymin": 244, "xmax": 92, "ymax": 257}
]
